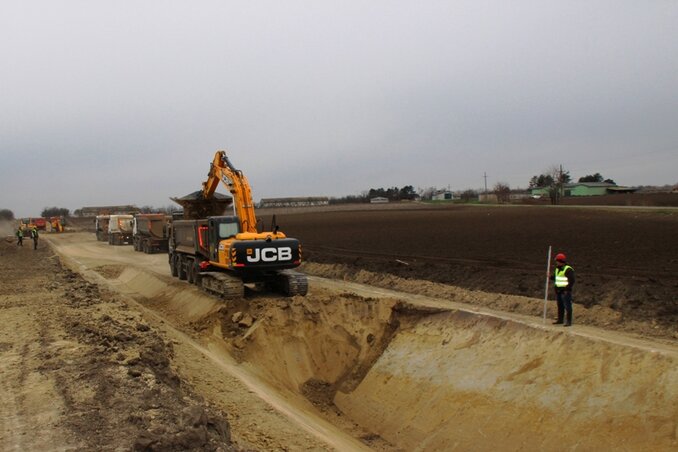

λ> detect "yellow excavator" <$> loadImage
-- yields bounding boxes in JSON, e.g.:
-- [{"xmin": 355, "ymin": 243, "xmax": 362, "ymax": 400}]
[{"xmin": 168, "ymin": 150, "xmax": 308, "ymax": 298}]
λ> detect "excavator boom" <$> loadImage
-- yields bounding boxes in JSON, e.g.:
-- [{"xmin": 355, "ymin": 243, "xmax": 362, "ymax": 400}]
[{"xmin": 202, "ymin": 151, "xmax": 258, "ymax": 233}]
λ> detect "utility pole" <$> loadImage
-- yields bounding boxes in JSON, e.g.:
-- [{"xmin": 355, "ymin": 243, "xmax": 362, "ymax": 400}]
[{"xmin": 483, "ymin": 172, "xmax": 488, "ymax": 195}]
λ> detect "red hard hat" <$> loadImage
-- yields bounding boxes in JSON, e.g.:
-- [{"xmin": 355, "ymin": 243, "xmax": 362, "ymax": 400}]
[{"xmin": 555, "ymin": 253, "xmax": 567, "ymax": 262}]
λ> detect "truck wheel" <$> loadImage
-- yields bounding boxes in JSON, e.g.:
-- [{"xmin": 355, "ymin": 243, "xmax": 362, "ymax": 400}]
[
  {"xmin": 143, "ymin": 242, "xmax": 149, "ymax": 254},
  {"xmin": 193, "ymin": 261, "xmax": 202, "ymax": 286},
  {"xmin": 169, "ymin": 253, "xmax": 177, "ymax": 277},
  {"xmin": 178, "ymin": 255, "xmax": 187, "ymax": 280},
  {"xmin": 187, "ymin": 259, "xmax": 195, "ymax": 284}
]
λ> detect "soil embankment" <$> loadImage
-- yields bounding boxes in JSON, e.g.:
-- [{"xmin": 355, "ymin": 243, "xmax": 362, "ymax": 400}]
[{"xmin": 35, "ymin": 232, "xmax": 678, "ymax": 451}]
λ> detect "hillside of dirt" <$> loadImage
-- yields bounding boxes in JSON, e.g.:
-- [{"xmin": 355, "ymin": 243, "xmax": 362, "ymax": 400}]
[{"xmin": 270, "ymin": 204, "xmax": 678, "ymax": 333}]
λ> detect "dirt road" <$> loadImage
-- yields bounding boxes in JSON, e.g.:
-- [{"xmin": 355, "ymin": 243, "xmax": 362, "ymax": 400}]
[{"xmin": 2, "ymin": 231, "xmax": 677, "ymax": 450}]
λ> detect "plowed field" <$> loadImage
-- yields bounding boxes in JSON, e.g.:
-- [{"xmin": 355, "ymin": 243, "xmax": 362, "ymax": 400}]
[{"xmin": 272, "ymin": 204, "xmax": 678, "ymax": 336}]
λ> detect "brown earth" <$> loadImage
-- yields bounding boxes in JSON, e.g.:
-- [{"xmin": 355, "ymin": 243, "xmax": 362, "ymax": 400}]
[
  {"xmin": 2, "ymin": 230, "xmax": 677, "ymax": 451},
  {"xmin": 268, "ymin": 204, "xmax": 678, "ymax": 338},
  {"xmin": 44, "ymin": 233, "xmax": 678, "ymax": 450},
  {"xmin": 0, "ymin": 239, "xmax": 233, "ymax": 451}
]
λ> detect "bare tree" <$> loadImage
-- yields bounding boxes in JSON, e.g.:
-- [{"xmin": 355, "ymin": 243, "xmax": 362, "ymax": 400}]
[
  {"xmin": 460, "ymin": 189, "xmax": 478, "ymax": 202},
  {"xmin": 493, "ymin": 182, "xmax": 511, "ymax": 203},
  {"xmin": 544, "ymin": 165, "xmax": 571, "ymax": 205},
  {"xmin": 418, "ymin": 187, "xmax": 438, "ymax": 201}
]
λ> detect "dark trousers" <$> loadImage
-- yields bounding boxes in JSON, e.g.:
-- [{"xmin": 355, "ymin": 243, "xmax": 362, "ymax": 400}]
[
  {"xmin": 556, "ymin": 291, "xmax": 573, "ymax": 324},
  {"xmin": 33, "ymin": 237, "xmax": 38, "ymax": 249},
  {"xmin": 17, "ymin": 237, "xmax": 23, "ymax": 246}
]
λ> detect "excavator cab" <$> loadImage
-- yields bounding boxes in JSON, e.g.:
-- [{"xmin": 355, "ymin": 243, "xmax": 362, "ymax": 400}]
[{"xmin": 207, "ymin": 216, "xmax": 240, "ymax": 261}]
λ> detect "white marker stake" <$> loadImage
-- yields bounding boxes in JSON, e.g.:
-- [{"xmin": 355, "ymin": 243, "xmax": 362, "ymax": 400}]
[{"xmin": 543, "ymin": 246, "xmax": 552, "ymax": 324}]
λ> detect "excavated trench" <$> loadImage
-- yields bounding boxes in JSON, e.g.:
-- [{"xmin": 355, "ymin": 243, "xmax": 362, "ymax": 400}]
[{"xmin": 73, "ymin": 261, "xmax": 678, "ymax": 451}]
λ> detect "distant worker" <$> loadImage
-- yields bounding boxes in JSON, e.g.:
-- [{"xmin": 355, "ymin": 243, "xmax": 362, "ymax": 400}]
[
  {"xmin": 30, "ymin": 226, "xmax": 39, "ymax": 250},
  {"xmin": 552, "ymin": 253, "xmax": 575, "ymax": 326},
  {"xmin": 16, "ymin": 228, "xmax": 23, "ymax": 247}
]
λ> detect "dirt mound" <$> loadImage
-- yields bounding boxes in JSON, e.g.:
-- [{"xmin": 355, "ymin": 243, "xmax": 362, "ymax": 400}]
[
  {"xmin": 303, "ymin": 262, "xmax": 678, "ymax": 341},
  {"xmin": 0, "ymin": 240, "xmax": 234, "ymax": 451}
]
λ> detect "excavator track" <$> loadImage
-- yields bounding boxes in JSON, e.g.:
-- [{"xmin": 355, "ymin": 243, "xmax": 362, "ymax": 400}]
[
  {"xmin": 277, "ymin": 270, "xmax": 309, "ymax": 297},
  {"xmin": 200, "ymin": 271, "xmax": 245, "ymax": 300}
]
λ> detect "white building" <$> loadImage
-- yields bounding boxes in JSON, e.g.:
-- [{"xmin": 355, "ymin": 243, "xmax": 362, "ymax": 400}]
[{"xmin": 432, "ymin": 190, "xmax": 454, "ymax": 201}]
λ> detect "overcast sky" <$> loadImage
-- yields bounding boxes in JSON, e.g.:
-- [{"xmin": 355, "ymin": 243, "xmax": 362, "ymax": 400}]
[{"xmin": 1, "ymin": 1, "xmax": 677, "ymax": 217}]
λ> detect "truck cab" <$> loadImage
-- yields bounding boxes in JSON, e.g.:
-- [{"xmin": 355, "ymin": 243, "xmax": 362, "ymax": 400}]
[{"xmin": 108, "ymin": 214, "xmax": 134, "ymax": 245}]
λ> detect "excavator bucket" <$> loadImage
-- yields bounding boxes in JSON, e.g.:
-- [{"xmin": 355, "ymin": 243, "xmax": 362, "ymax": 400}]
[{"xmin": 170, "ymin": 191, "xmax": 233, "ymax": 220}]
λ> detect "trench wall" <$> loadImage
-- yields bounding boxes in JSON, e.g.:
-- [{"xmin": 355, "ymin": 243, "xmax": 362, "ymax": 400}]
[
  {"xmin": 335, "ymin": 311, "xmax": 678, "ymax": 451},
  {"xmin": 89, "ymin": 264, "xmax": 678, "ymax": 451}
]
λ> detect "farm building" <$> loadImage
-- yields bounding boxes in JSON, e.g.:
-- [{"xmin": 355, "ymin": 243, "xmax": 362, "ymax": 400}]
[
  {"xmin": 432, "ymin": 190, "xmax": 454, "ymax": 201},
  {"xmin": 259, "ymin": 197, "xmax": 329, "ymax": 208},
  {"xmin": 370, "ymin": 197, "xmax": 389, "ymax": 203},
  {"xmin": 530, "ymin": 182, "xmax": 637, "ymax": 197}
]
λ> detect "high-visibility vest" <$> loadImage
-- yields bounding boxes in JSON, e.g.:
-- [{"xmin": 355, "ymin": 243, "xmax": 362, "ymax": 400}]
[{"xmin": 555, "ymin": 265, "xmax": 573, "ymax": 288}]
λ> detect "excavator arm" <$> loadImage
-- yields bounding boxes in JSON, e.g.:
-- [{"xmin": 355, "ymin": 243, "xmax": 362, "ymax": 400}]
[{"xmin": 202, "ymin": 151, "xmax": 258, "ymax": 234}]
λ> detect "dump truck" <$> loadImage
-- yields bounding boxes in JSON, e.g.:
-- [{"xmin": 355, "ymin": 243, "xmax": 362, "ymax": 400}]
[
  {"xmin": 168, "ymin": 150, "xmax": 308, "ymax": 299},
  {"xmin": 95, "ymin": 215, "xmax": 110, "ymax": 242},
  {"xmin": 108, "ymin": 214, "xmax": 134, "ymax": 245},
  {"xmin": 19, "ymin": 217, "xmax": 47, "ymax": 232},
  {"xmin": 47, "ymin": 216, "xmax": 64, "ymax": 232},
  {"xmin": 133, "ymin": 213, "xmax": 169, "ymax": 253}
]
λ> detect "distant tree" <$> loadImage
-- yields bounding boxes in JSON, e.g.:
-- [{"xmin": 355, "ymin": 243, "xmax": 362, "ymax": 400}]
[
  {"xmin": 72, "ymin": 209, "xmax": 82, "ymax": 216},
  {"xmin": 529, "ymin": 174, "xmax": 554, "ymax": 188},
  {"xmin": 460, "ymin": 189, "xmax": 478, "ymax": 202},
  {"xmin": 328, "ymin": 195, "xmax": 369, "ymax": 205},
  {"xmin": 493, "ymin": 182, "xmax": 511, "ymax": 203},
  {"xmin": 41, "ymin": 207, "xmax": 70, "ymax": 217},
  {"xmin": 578, "ymin": 173, "xmax": 604, "ymax": 183},
  {"xmin": 155, "ymin": 205, "xmax": 181, "ymax": 214},
  {"xmin": 367, "ymin": 186, "xmax": 417, "ymax": 201},
  {"xmin": 139, "ymin": 205, "xmax": 158, "ymax": 213},
  {"xmin": 530, "ymin": 165, "xmax": 570, "ymax": 205},
  {"xmin": 399, "ymin": 185, "xmax": 417, "ymax": 200},
  {"xmin": 0, "ymin": 209, "xmax": 14, "ymax": 221},
  {"xmin": 604, "ymin": 178, "xmax": 616, "ymax": 185}
]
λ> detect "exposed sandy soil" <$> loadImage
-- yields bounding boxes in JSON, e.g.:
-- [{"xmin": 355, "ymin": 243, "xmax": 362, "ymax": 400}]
[
  {"xmin": 53, "ymin": 233, "xmax": 678, "ymax": 450},
  {"xmin": 3, "ymin": 213, "xmax": 678, "ymax": 451},
  {"xmin": 271, "ymin": 204, "xmax": 678, "ymax": 337}
]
